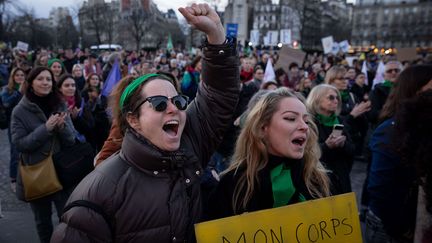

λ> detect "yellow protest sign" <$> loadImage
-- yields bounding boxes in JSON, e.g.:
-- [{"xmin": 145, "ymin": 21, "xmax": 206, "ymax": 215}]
[{"xmin": 195, "ymin": 192, "xmax": 362, "ymax": 243}]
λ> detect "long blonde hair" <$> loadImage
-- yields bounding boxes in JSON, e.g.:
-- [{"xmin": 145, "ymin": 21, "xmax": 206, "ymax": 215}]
[{"xmin": 225, "ymin": 87, "xmax": 330, "ymax": 213}]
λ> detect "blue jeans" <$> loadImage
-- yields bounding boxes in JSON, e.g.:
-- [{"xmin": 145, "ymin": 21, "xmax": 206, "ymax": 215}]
[
  {"xmin": 365, "ymin": 210, "xmax": 410, "ymax": 243},
  {"xmin": 29, "ymin": 189, "xmax": 72, "ymax": 243},
  {"xmin": 7, "ymin": 126, "xmax": 19, "ymax": 180}
]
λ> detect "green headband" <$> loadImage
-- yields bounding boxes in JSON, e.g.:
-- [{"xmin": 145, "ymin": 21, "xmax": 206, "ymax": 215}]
[
  {"xmin": 119, "ymin": 73, "xmax": 164, "ymax": 111},
  {"xmin": 48, "ymin": 58, "xmax": 64, "ymax": 68}
]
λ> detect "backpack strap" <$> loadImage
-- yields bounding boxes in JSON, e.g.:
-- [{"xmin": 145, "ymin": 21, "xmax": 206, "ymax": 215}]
[{"xmin": 63, "ymin": 200, "xmax": 114, "ymax": 237}]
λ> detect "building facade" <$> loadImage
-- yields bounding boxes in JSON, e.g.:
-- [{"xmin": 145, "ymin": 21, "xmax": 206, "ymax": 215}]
[
  {"xmin": 79, "ymin": 0, "xmax": 184, "ymax": 50},
  {"xmin": 223, "ymin": 0, "xmax": 254, "ymax": 45},
  {"xmin": 320, "ymin": 0, "xmax": 353, "ymax": 43},
  {"xmin": 352, "ymin": 0, "xmax": 432, "ymax": 48},
  {"xmin": 224, "ymin": 0, "xmax": 322, "ymax": 50}
]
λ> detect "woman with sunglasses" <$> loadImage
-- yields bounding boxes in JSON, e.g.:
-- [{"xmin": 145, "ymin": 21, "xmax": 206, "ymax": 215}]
[
  {"xmin": 51, "ymin": 4, "xmax": 240, "ymax": 242},
  {"xmin": 368, "ymin": 61, "xmax": 402, "ymax": 128},
  {"xmin": 325, "ymin": 65, "xmax": 370, "ymax": 158},
  {"xmin": 306, "ymin": 84, "xmax": 356, "ymax": 194}
]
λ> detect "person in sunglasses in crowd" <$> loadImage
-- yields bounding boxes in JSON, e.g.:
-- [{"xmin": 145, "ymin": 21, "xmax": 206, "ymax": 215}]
[
  {"xmin": 368, "ymin": 61, "xmax": 401, "ymax": 128},
  {"xmin": 306, "ymin": 84, "xmax": 356, "ymax": 194},
  {"xmin": 51, "ymin": 4, "xmax": 240, "ymax": 242}
]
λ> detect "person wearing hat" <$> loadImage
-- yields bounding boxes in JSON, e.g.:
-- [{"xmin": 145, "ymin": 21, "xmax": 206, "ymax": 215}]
[{"xmin": 48, "ymin": 58, "xmax": 65, "ymax": 83}]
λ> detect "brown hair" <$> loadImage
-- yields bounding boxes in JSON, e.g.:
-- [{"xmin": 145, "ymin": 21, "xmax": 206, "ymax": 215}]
[{"xmin": 379, "ymin": 64, "xmax": 432, "ymax": 122}]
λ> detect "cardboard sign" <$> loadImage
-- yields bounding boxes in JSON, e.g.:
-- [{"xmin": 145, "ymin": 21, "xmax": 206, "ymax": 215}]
[
  {"xmin": 195, "ymin": 193, "xmax": 362, "ymax": 243},
  {"xmin": 321, "ymin": 36, "xmax": 334, "ymax": 54},
  {"xmin": 16, "ymin": 41, "xmax": 29, "ymax": 52},
  {"xmin": 397, "ymin": 47, "xmax": 417, "ymax": 62},
  {"xmin": 274, "ymin": 45, "xmax": 306, "ymax": 74}
]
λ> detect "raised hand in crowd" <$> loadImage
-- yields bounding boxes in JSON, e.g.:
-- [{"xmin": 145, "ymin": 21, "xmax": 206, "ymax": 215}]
[{"xmin": 179, "ymin": 3, "xmax": 225, "ymax": 45}]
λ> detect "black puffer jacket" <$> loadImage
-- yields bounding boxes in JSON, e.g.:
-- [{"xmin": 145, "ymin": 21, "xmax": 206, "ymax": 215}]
[
  {"xmin": 368, "ymin": 83, "xmax": 391, "ymax": 127},
  {"xmin": 51, "ymin": 41, "xmax": 240, "ymax": 243}
]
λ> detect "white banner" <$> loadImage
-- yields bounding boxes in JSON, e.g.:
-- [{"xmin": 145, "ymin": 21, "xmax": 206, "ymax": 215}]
[
  {"xmin": 321, "ymin": 36, "xmax": 334, "ymax": 54},
  {"xmin": 339, "ymin": 40, "xmax": 350, "ymax": 53},
  {"xmin": 280, "ymin": 29, "xmax": 292, "ymax": 45},
  {"xmin": 263, "ymin": 36, "xmax": 270, "ymax": 46},
  {"xmin": 332, "ymin": 42, "xmax": 340, "ymax": 55},
  {"xmin": 16, "ymin": 41, "xmax": 29, "ymax": 52},
  {"xmin": 267, "ymin": 31, "xmax": 279, "ymax": 46},
  {"xmin": 250, "ymin": 29, "xmax": 260, "ymax": 46}
]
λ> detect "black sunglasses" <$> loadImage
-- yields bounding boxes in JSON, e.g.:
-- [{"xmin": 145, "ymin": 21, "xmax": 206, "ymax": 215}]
[
  {"xmin": 133, "ymin": 95, "xmax": 189, "ymax": 112},
  {"xmin": 327, "ymin": 95, "xmax": 339, "ymax": 101}
]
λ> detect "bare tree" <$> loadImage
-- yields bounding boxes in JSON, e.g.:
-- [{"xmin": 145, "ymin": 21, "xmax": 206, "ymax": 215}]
[
  {"xmin": 284, "ymin": 0, "xmax": 321, "ymax": 50},
  {"xmin": 79, "ymin": 3, "xmax": 108, "ymax": 46},
  {"xmin": 56, "ymin": 15, "xmax": 79, "ymax": 48},
  {"xmin": 0, "ymin": 0, "xmax": 18, "ymax": 40},
  {"xmin": 125, "ymin": 9, "xmax": 152, "ymax": 51},
  {"xmin": 10, "ymin": 6, "xmax": 53, "ymax": 48}
]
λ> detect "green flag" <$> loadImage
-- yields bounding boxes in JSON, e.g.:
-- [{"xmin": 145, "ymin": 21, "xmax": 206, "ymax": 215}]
[{"xmin": 167, "ymin": 34, "xmax": 173, "ymax": 51}]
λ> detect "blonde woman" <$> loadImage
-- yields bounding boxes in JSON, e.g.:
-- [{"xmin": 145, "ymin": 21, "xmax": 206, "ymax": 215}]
[
  {"xmin": 306, "ymin": 84, "xmax": 356, "ymax": 194},
  {"xmin": 206, "ymin": 88, "xmax": 330, "ymax": 219},
  {"xmin": 325, "ymin": 65, "xmax": 370, "ymax": 157}
]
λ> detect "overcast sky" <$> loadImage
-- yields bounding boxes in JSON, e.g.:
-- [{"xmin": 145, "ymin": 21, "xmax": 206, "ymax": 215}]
[
  {"xmin": 20, "ymin": 0, "xmax": 355, "ymax": 18},
  {"xmin": 19, "ymin": 0, "xmax": 227, "ymax": 18}
]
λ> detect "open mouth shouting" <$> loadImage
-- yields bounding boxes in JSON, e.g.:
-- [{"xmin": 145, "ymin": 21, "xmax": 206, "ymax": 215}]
[
  {"xmin": 162, "ymin": 119, "xmax": 180, "ymax": 138},
  {"xmin": 291, "ymin": 136, "xmax": 307, "ymax": 149}
]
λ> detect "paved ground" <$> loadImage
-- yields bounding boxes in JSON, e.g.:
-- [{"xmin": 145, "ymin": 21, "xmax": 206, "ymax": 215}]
[{"xmin": 0, "ymin": 128, "xmax": 368, "ymax": 242}]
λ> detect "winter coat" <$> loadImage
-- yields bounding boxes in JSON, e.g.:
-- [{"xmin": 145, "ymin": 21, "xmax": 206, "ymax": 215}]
[
  {"xmin": 367, "ymin": 118, "xmax": 418, "ymax": 239},
  {"xmin": 205, "ymin": 155, "xmax": 313, "ymax": 220},
  {"xmin": 316, "ymin": 116, "xmax": 355, "ymax": 194},
  {"xmin": 1, "ymin": 86, "xmax": 22, "ymax": 124},
  {"xmin": 51, "ymin": 40, "xmax": 240, "ymax": 243},
  {"xmin": 11, "ymin": 95, "xmax": 76, "ymax": 201}
]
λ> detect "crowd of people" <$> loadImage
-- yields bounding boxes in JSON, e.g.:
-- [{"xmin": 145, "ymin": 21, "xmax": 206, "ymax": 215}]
[{"xmin": 0, "ymin": 3, "xmax": 432, "ymax": 243}]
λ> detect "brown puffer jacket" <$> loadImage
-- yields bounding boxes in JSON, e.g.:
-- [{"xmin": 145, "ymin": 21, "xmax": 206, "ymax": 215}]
[{"xmin": 51, "ymin": 40, "xmax": 240, "ymax": 243}]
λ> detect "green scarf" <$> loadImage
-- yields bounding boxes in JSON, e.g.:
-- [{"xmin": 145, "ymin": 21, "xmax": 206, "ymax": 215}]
[
  {"xmin": 340, "ymin": 90, "xmax": 350, "ymax": 102},
  {"xmin": 316, "ymin": 113, "xmax": 340, "ymax": 127},
  {"xmin": 382, "ymin": 80, "xmax": 394, "ymax": 88},
  {"xmin": 270, "ymin": 163, "xmax": 305, "ymax": 208}
]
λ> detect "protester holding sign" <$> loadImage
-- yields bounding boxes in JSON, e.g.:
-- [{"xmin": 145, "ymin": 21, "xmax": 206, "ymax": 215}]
[
  {"xmin": 206, "ymin": 88, "xmax": 330, "ymax": 219},
  {"xmin": 51, "ymin": 4, "xmax": 240, "ymax": 242}
]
